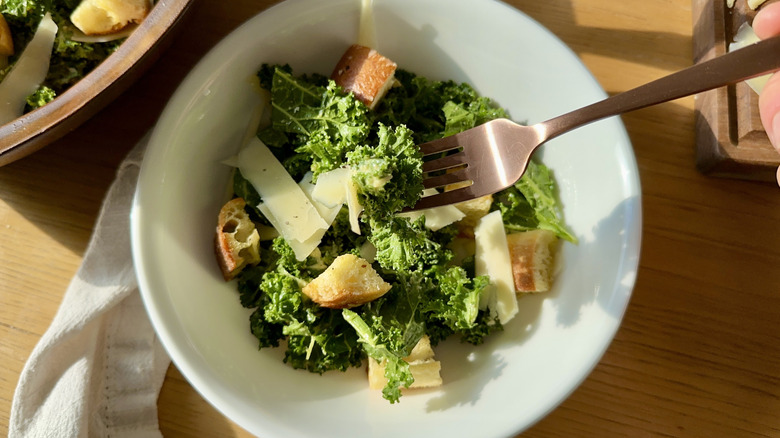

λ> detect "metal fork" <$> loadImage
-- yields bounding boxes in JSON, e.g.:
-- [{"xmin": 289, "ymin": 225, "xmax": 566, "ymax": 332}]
[{"xmin": 412, "ymin": 35, "xmax": 780, "ymax": 211}]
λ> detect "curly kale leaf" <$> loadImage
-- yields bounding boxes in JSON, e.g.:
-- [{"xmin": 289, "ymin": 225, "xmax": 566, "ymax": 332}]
[
  {"xmin": 268, "ymin": 68, "xmax": 370, "ymax": 176},
  {"xmin": 1, "ymin": 0, "xmax": 42, "ymax": 19},
  {"xmin": 242, "ymin": 237, "xmax": 360, "ymax": 372},
  {"xmin": 347, "ymin": 123, "xmax": 423, "ymax": 215},
  {"xmin": 368, "ymin": 216, "xmax": 451, "ymax": 272},
  {"xmin": 25, "ymin": 85, "xmax": 56, "ymax": 109},
  {"xmin": 441, "ymin": 98, "xmax": 508, "ymax": 137},
  {"xmin": 256, "ymin": 269, "xmax": 363, "ymax": 373},
  {"xmin": 374, "ymin": 69, "xmax": 504, "ymax": 142},
  {"xmin": 493, "ymin": 160, "xmax": 577, "ymax": 243},
  {"xmin": 422, "ymin": 266, "xmax": 485, "ymax": 331}
]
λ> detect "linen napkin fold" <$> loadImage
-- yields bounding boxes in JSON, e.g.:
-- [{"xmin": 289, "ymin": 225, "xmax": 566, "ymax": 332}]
[{"xmin": 9, "ymin": 138, "xmax": 171, "ymax": 438}]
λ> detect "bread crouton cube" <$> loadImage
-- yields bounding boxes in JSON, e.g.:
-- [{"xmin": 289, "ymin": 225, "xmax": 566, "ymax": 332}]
[
  {"xmin": 368, "ymin": 335, "xmax": 442, "ymax": 390},
  {"xmin": 331, "ymin": 44, "xmax": 397, "ymax": 109},
  {"xmin": 506, "ymin": 229, "xmax": 557, "ymax": 293},
  {"xmin": 302, "ymin": 254, "xmax": 391, "ymax": 308},
  {"xmin": 71, "ymin": 0, "xmax": 151, "ymax": 36},
  {"xmin": 215, "ymin": 198, "xmax": 261, "ymax": 281}
]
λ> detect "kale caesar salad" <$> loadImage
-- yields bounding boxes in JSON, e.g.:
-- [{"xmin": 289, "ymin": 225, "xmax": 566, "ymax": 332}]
[
  {"xmin": 213, "ymin": 44, "xmax": 576, "ymax": 403},
  {"xmin": 0, "ymin": 0, "xmax": 151, "ymax": 124}
]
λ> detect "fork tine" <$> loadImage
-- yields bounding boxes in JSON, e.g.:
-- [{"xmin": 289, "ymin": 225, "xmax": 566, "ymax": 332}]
[
  {"xmin": 422, "ymin": 167, "xmax": 470, "ymax": 189},
  {"xmin": 418, "ymin": 134, "xmax": 462, "ymax": 156},
  {"xmin": 422, "ymin": 151, "xmax": 467, "ymax": 173},
  {"xmin": 410, "ymin": 186, "xmax": 477, "ymax": 211}
]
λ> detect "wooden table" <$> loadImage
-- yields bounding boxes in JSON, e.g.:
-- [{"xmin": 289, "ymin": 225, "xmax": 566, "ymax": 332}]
[{"xmin": 2, "ymin": 0, "xmax": 780, "ymax": 436}]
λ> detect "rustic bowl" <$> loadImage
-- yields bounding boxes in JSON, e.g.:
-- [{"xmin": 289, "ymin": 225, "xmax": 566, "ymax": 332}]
[{"xmin": 0, "ymin": 0, "xmax": 195, "ymax": 166}]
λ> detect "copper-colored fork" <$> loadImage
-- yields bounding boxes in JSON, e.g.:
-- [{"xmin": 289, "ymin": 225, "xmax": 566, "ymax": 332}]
[{"xmin": 412, "ymin": 35, "xmax": 780, "ymax": 211}]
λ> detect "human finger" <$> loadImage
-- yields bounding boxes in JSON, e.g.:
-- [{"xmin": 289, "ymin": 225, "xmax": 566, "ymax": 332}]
[{"xmin": 753, "ymin": 2, "xmax": 780, "ymax": 39}]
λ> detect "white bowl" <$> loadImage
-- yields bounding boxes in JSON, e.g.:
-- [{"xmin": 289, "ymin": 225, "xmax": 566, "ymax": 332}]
[{"xmin": 131, "ymin": 0, "xmax": 642, "ymax": 436}]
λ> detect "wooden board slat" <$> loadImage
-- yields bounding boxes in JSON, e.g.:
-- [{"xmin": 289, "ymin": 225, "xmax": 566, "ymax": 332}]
[{"xmin": 693, "ymin": 0, "xmax": 780, "ymax": 181}]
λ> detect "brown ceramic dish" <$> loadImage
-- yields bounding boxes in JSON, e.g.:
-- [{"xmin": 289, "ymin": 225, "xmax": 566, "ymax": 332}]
[{"xmin": 0, "ymin": 0, "xmax": 195, "ymax": 166}]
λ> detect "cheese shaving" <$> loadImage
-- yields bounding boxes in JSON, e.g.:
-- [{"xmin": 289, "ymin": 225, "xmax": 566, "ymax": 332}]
[
  {"xmin": 237, "ymin": 137, "xmax": 328, "ymax": 244},
  {"xmin": 474, "ymin": 210, "xmax": 518, "ymax": 324},
  {"xmin": 397, "ymin": 189, "xmax": 466, "ymax": 231},
  {"xmin": 0, "ymin": 13, "xmax": 58, "ymax": 125},
  {"xmin": 729, "ymin": 22, "xmax": 770, "ymax": 94}
]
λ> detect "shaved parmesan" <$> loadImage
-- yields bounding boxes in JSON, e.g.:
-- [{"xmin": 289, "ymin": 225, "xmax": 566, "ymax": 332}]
[
  {"xmin": 0, "ymin": 13, "xmax": 57, "ymax": 125},
  {"xmin": 257, "ymin": 203, "xmax": 322, "ymax": 260},
  {"xmin": 359, "ymin": 240, "xmax": 377, "ymax": 263},
  {"xmin": 398, "ymin": 189, "xmax": 465, "ymax": 231},
  {"xmin": 311, "ymin": 167, "xmax": 351, "ymax": 208},
  {"xmin": 299, "ymin": 172, "xmax": 341, "ymax": 225},
  {"xmin": 346, "ymin": 178, "xmax": 364, "ymax": 234},
  {"xmin": 730, "ymin": 22, "xmax": 770, "ymax": 94},
  {"xmin": 309, "ymin": 167, "xmax": 363, "ymax": 235},
  {"xmin": 237, "ymin": 138, "xmax": 328, "ymax": 243},
  {"xmin": 257, "ymin": 173, "xmax": 341, "ymax": 261},
  {"xmin": 474, "ymin": 210, "xmax": 518, "ymax": 324}
]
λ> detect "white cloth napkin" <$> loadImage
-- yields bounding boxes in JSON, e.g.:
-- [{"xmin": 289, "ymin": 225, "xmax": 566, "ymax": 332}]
[{"xmin": 9, "ymin": 139, "xmax": 171, "ymax": 438}]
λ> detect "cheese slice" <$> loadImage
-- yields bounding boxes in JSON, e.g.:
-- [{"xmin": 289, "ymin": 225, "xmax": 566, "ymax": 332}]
[
  {"xmin": 237, "ymin": 137, "xmax": 328, "ymax": 243},
  {"xmin": 310, "ymin": 167, "xmax": 363, "ymax": 235},
  {"xmin": 299, "ymin": 172, "xmax": 341, "ymax": 225},
  {"xmin": 0, "ymin": 13, "xmax": 57, "ymax": 125},
  {"xmin": 345, "ymin": 178, "xmax": 364, "ymax": 234},
  {"xmin": 256, "ymin": 203, "xmax": 315, "ymax": 260},
  {"xmin": 256, "ymin": 172, "xmax": 342, "ymax": 261},
  {"xmin": 311, "ymin": 167, "xmax": 351, "ymax": 208},
  {"xmin": 730, "ymin": 23, "xmax": 769, "ymax": 94},
  {"xmin": 474, "ymin": 210, "xmax": 518, "ymax": 324},
  {"xmin": 359, "ymin": 240, "xmax": 377, "ymax": 263},
  {"xmin": 398, "ymin": 189, "xmax": 465, "ymax": 231}
]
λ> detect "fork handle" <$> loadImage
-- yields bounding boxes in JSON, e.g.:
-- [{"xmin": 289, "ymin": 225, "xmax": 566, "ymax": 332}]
[{"xmin": 538, "ymin": 35, "xmax": 780, "ymax": 142}]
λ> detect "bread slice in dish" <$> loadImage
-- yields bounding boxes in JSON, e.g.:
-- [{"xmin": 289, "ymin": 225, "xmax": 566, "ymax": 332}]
[
  {"xmin": 506, "ymin": 229, "xmax": 557, "ymax": 293},
  {"xmin": 215, "ymin": 198, "xmax": 261, "ymax": 281}
]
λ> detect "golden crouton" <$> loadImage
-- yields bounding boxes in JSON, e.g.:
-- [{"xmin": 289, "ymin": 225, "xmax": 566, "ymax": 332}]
[
  {"xmin": 506, "ymin": 229, "xmax": 557, "ymax": 293},
  {"xmin": 331, "ymin": 44, "xmax": 397, "ymax": 109},
  {"xmin": 302, "ymin": 254, "xmax": 391, "ymax": 308},
  {"xmin": 368, "ymin": 335, "xmax": 442, "ymax": 390},
  {"xmin": 215, "ymin": 198, "xmax": 261, "ymax": 281},
  {"xmin": 71, "ymin": 0, "xmax": 151, "ymax": 35}
]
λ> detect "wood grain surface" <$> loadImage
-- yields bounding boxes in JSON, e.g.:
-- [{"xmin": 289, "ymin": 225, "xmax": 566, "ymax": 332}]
[{"xmin": 2, "ymin": 0, "xmax": 780, "ymax": 437}]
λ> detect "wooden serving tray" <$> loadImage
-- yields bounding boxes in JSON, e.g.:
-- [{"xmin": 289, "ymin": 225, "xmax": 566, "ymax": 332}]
[{"xmin": 693, "ymin": 0, "xmax": 780, "ymax": 181}]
